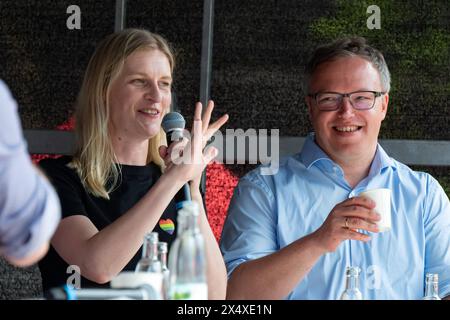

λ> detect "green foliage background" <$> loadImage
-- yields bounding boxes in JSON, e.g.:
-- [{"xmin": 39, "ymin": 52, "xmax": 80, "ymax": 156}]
[{"xmin": 308, "ymin": 0, "xmax": 450, "ymax": 197}]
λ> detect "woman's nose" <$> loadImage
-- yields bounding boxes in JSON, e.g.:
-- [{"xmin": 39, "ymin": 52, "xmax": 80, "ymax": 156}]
[{"xmin": 144, "ymin": 83, "xmax": 162, "ymax": 103}]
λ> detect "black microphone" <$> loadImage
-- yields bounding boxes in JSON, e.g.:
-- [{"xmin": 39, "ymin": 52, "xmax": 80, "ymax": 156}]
[
  {"xmin": 44, "ymin": 284, "xmax": 159, "ymax": 300},
  {"xmin": 161, "ymin": 112, "xmax": 191, "ymax": 209}
]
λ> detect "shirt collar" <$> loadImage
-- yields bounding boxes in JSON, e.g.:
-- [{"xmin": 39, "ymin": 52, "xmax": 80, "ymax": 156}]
[
  {"xmin": 299, "ymin": 133, "xmax": 334, "ymax": 169},
  {"xmin": 368, "ymin": 143, "xmax": 396, "ymax": 176},
  {"xmin": 299, "ymin": 132, "xmax": 396, "ymax": 174}
]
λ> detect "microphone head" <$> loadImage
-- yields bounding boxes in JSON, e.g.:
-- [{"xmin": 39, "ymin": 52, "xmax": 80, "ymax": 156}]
[{"xmin": 161, "ymin": 112, "xmax": 185, "ymax": 133}]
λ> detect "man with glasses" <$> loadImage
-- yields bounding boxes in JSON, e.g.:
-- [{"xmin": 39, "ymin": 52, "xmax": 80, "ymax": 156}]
[{"xmin": 220, "ymin": 37, "xmax": 450, "ymax": 299}]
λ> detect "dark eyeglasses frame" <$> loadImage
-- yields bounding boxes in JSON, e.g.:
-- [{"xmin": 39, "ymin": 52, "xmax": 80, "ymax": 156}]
[{"xmin": 307, "ymin": 90, "xmax": 386, "ymax": 111}]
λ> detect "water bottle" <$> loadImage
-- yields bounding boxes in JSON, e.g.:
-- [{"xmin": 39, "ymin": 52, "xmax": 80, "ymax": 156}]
[
  {"xmin": 340, "ymin": 266, "xmax": 363, "ymax": 300},
  {"xmin": 135, "ymin": 232, "xmax": 162, "ymax": 273},
  {"xmin": 423, "ymin": 273, "xmax": 441, "ymax": 300},
  {"xmin": 169, "ymin": 201, "xmax": 208, "ymax": 300},
  {"xmin": 158, "ymin": 241, "xmax": 170, "ymax": 300},
  {"xmin": 168, "ymin": 207, "xmax": 187, "ymax": 298}
]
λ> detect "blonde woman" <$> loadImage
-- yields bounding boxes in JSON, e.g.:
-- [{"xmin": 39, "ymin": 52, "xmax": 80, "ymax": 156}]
[{"xmin": 38, "ymin": 29, "xmax": 228, "ymax": 299}]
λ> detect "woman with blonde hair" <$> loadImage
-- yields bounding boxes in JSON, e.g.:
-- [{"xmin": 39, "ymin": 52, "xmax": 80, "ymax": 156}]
[{"xmin": 38, "ymin": 28, "xmax": 228, "ymax": 299}]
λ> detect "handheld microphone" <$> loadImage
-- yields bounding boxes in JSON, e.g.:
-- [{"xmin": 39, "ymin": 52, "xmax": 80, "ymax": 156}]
[
  {"xmin": 161, "ymin": 112, "xmax": 191, "ymax": 209},
  {"xmin": 44, "ymin": 284, "xmax": 160, "ymax": 300}
]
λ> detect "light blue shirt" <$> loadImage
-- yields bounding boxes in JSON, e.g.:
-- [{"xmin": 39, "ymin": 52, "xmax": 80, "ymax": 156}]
[
  {"xmin": 220, "ymin": 133, "xmax": 450, "ymax": 300},
  {"xmin": 0, "ymin": 80, "xmax": 60, "ymax": 260}
]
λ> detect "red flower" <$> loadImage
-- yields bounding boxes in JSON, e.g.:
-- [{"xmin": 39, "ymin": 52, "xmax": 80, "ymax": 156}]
[{"xmin": 206, "ymin": 163, "xmax": 239, "ymax": 242}]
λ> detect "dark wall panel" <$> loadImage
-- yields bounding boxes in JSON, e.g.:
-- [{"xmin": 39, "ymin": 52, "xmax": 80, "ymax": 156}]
[
  {"xmin": 212, "ymin": 0, "xmax": 450, "ymax": 140},
  {"xmin": 0, "ymin": 0, "xmax": 115, "ymax": 129},
  {"xmin": 126, "ymin": 0, "xmax": 204, "ymax": 123}
]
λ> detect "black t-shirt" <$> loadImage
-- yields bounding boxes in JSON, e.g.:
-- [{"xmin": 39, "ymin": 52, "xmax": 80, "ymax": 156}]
[{"xmin": 38, "ymin": 156, "xmax": 178, "ymax": 291}]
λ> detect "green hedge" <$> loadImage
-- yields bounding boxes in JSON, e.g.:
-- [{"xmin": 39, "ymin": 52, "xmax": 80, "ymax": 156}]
[
  {"xmin": 308, "ymin": 0, "xmax": 450, "ymax": 198},
  {"xmin": 309, "ymin": 0, "xmax": 450, "ymax": 140}
]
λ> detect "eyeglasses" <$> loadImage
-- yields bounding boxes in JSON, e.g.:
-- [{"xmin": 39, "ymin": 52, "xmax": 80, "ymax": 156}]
[{"xmin": 308, "ymin": 91, "xmax": 386, "ymax": 111}]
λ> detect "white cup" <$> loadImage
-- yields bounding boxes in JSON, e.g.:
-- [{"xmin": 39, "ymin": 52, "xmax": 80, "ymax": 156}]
[{"xmin": 359, "ymin": 188, "xmax": 391, "ymax": 232}]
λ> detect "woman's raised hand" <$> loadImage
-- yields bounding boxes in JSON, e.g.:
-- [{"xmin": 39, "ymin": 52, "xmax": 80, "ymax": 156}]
[{"xmin": 159, "ymin": 100, "xmax": 228, "ymax": 183}]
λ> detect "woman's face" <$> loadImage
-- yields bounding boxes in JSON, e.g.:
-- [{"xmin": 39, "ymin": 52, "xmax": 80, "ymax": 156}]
[{"xmin": 108, "ymin": 49, "xmax": 172, "ymax": 142}]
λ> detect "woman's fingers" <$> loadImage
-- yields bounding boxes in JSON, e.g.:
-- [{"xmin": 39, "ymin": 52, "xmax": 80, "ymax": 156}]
[
  {"xmin": 190, "ymin": 100, "xmax": 229, "ymax": 148},
  {"xmin": 168, "ymin": 100, "xmax": 225, "ymax": 177},
  {"xmin": 203, "ymin": 146, "xmax": 219, "ymax": 164},
  {"xmin": 201, "ymin": 100, "xmax": 214, "ymax": 132},
  {"xmin": 194, "ymin": 102, "xmax": 202, "ymax": 121},
  {"xmin": 204, "ymin": 114, "xmax": 229, "ymax": 143},
  {"xmin": 167, "ymin": 138, "xmax": 188, "ymax": 165},
  {"xmin": 191, "ymin": 104, "xmax": 204, "ymax": 164}
]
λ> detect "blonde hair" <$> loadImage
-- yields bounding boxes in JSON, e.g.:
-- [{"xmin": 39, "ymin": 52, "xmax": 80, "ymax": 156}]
[{"xmin": 70, "ymin": 28, "xmax": 175, "ymax": 199}]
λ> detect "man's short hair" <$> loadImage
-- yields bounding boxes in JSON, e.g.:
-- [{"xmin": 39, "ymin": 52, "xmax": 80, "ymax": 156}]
[{"xmin": 304, "ymin": 36, "xmax": 391, "ymax": 94}]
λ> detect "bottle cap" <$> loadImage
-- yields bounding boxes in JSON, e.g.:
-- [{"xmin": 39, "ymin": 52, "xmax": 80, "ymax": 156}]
[
  {"xmin": 345, "ymin": 266, "xmax": 361, "ymax": 276},
  {"xmin": 177, "ymin": 200, "xmax": 200, "ymax": 215},
  {"xmin": 145, "ymin": 232, "xmax": 159, "ymax": 243},
  {"xmin": 158, "ymin": 242, "xmax": 168, "ymax": 253},
  {"xmin": 426, "ymin": 273, "xmax": 439, "ymax": 282}
]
